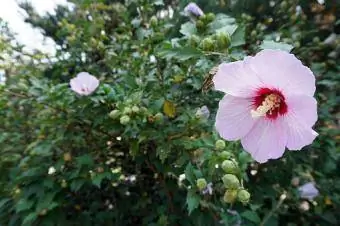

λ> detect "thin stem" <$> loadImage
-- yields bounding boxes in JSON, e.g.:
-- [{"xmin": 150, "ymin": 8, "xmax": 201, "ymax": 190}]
[{"xmin": 260, "ymin": 192, "xmax": 287, "ymax": 226}]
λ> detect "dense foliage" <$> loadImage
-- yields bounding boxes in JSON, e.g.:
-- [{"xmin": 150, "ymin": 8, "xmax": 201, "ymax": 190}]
[{"xmin": 0, "ymin": 0, "xmax": 339, "ymax": 225}]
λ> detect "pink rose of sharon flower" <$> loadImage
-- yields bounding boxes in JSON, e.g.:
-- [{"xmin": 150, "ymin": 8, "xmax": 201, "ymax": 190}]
[
  {"xmin": 70, "ymin": 72, "xmax": 99, "ymax": 96},
  {"xmin": 213, "ymin": 49, "xmax": 318, "ymax": 163}
]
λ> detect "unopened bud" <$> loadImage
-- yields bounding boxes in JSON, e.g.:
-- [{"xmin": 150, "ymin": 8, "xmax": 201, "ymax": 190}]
[
  {"xmin": 216, "ymin": 32, "xmax": 231, "ymax": 49},
  {"xmin": 215, "ymin": 140, "xmax": 226, "ymax": 150},
  {"xmin": 196, "ymin": 178, "xmax": 207, "ymax": 190},
  {"xmin": 120, "ymin": 115, "xmax": 130, "ymax": 125},
  {"xmin": 206, "ymin": 13, "xmax": 215, "ymax": 23},
  {"xmin": 237, "ymin": 189, "xmax": 251, "ymax": 203},
  {"xmin": 154, "ymin": 112, "xmax": 164, "ymax": 122},
  {"xmin": 63, "ymin": 152, "xmax": 72, "ymax": 162},
  {"xmin": 223, "ymin": 189, "xmax": 238, "ymax": 203},
  {"xmin": 201, "ymin": 37, "xmax": 215, "ymax": 51},
  {"xmin": 222, "ymin": 174, "xmax": 240, "ymax": 189},
  {"xmin": 109, "ymin": 110, "xmax": 120, "ymax": 119},
  {"xmin": 196, "ymin": 20, "xmax": 205, "ymax": 30},
  {"xmin": 61, "ymin": 179, "xmax": 67, "ymax": 188},
  {"xmin": 188, "ymin": 35, "xmax": 200, "ymax": 47},
  {"xmin": 219, "ymin": 151, "xmax": 233, "ymax": 159},
  {"xmin": 150, "ymin": 16, "xmax": 158, "ymax": 27},
  {"xmin": 222, "ymin": 160, "xmax": 238, "ymax": 174},
  {"xmin": 132, "ymin": 106, "xmax": 140, "ymax": 113},
  {"xmin": 123, "ymin": 107, "xmax": 132, "ymax": 115}
]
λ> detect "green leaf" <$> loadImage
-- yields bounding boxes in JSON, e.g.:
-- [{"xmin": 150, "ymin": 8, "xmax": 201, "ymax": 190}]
[
  {"xmin": 186, "ymin": 190, "xmax": 200, "ymax": 215},
  {"xmin": 16, "ymin": 199, "xmax": 34, "ymax": 213},
  {"xmin": 0, "ymin": 198, "xmax": 11, "ymax": 209},
  {"xmin": 180, "ymin": 22, "xmax": 197, "ymax": 37},
  {"xmin": 22, "ymin": 212, "xmax": 37, "ymax": 226},
  {"xmin": 185, "ymin": 163, "xmax": 196, "ymax": 184},
  {"xmin": 260, "ymin": 40, "xmax": 294, "ymax": 52},
  {"xmin": 76, "ymin": 154, "xmax": 94, "ymax": 167},
  {"xmin": 36, "ymin": 192, "xmax": 57, "ymax": 211},
  {"xmin": 92, "ymin": 172, "xmax": 111, "ymax": 188},
  {"xmin": 215, "ymin": 25, "xmax": 238, "ymax": 36},
  {"xmin": 158, "ymin": 46, "xmax": 202, "ymax": 61},
  {"xmin": 208, "ymin": 14, "xmax": 235, "ymax": 33},
  {"xmin": 231, "ymin": 26, "xmax": 245, "ymax": 47},
  {"xmin": 70, "ymin": 179, "xmax": 86, "ymax": 192},
  {"xmin": 241, "ymin": 210, "xmax": 261, "ymax": 224}
]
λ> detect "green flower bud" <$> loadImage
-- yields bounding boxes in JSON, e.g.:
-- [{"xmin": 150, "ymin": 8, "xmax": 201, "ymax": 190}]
[
  {"xmin": 206, "ymin": 13, "xmax": 215, "ymax": 23},
  {"xmin": 109, "ymin": 110, "xmax": 120, "ymax": 119},
  {"xmin": 120, "ymin": 115, "xmax": 130, "ymax": 125},
  {"xmin": 280, "ymin": 1, "xmax": 288, "ymax": 10},
  {"xmin": 215, "ymin": 139, "xmax": 226, "ymax": 150},
  {"xmin": 154, "ymin": 112, "xmax": 164, "ymax": 122},
  {"xmin": 140, "ymin": 107, "xmax": 148, "ymax": 114},
  {"xmin": 201, "ymin": 37, "xmax": 215, "ymax": 51},
  {"xmin": 196, "ymin": 20, "xmax": 205, "ymax": 30},
  {"xmin": 216, "ymin": 32, "xmax": 231, "ymax": 49},
  {"xmin": 132, "ymin": 105, "xmax": 140, "ymax": 113},
  {"xmin": 237, "ymin": 189, "xmax": 250, "ymax": 203},
  {"xmin": 196, "ymin": 178, "xmax": 207, "ymax": 190},
  {"xmin": 199, "ymin": 15, "xmax": 207, "ymax": 22},
  {"xmin": 219, "ymin": 151, "xmax": 233, "ymax": 159},
  {"xmin": 150, "ymin": 16, "xmax": 158, "ymax": 27},
  {"xmin": 313, "ymin": 37, "xmax": 320, "ymax": 44},
  {"xmin": 250, "ymin": 30, "xmax": 257, "ymax": 37},
  {"xmin": 222, "ymin": 160, "xmax": 238, "ymax": 174},
  {"xmin": 223, "ymin": 189, "xmax": 238, "ymax": 203},
  {"xmin": 61, "ymin": 180, "xmax": 67, "ymax": 188},
  {"xmin": 222, "ymin": 174, "xmax": 240, "ymax": 189},
  {"xmin": 123, "ymin": 107, "xmax": 132, "ymax": 114},
  {"xmin": 188, "ymin": 35, "xmax": 200, "ymax": 47}
]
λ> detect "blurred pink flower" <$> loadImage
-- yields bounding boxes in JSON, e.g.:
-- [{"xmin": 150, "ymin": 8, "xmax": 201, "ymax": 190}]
[
  {"xmin": 70, "ymin": 72, "xmax": 99, "ymax": 96},
  {"xmin": 298, "ymin": 182, "xmax": 319, "ymax": 200},
  {"xmin": 184, "ymin": 3, "xmax": 204, "ymax": 17},
  {"xmin": 213, "ymin": 49, "xmax": 318, "ymax": 163}
]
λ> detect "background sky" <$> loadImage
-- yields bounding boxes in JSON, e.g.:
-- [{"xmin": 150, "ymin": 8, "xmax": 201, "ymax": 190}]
[{"xmin": 0, "ymin": 0, "xmax": 71, "ymax": 55}]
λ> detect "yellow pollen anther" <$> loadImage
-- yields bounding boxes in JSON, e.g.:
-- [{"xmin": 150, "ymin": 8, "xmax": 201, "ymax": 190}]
[{"xmin": 251, "ymin": 94, "xmax": 281, "ymax": 118}]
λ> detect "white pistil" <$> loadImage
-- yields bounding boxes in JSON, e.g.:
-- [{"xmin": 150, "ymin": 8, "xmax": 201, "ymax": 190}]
[{"xmin": 251, "ymin": 94, "xmax": 281, "ymax": 118}]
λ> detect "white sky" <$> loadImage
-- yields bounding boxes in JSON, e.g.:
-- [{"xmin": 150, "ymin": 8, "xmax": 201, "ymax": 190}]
[{"xmin": 0, "ymin": 0, "xmax": 70, "ymax": 55}]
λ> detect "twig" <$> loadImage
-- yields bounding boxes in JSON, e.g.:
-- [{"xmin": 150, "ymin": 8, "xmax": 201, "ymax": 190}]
[{"xmin": 260, "ymin": 192, "xmax": 287, "ymax": 226}]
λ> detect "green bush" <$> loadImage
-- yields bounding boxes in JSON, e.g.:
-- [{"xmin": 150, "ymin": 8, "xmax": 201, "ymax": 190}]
[{"xmin": 0, "ymin": 0, "xmax": 339, "ymax": 225}]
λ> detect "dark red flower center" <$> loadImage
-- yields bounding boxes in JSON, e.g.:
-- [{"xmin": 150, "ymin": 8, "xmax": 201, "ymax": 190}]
[{"xmin": 252, "ymin": 88, "xmax": 288, "ymax": 119}]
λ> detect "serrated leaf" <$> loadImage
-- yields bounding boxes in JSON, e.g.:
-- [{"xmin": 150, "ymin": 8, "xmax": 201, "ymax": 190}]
[
  {"xmin": 180, "ymin": 22, "xmax": 197, "ymax": 36},
  {"xmin": 260, "ymin": 40, "xmax": 294, "ymax": 52},
  {"xmin": 241, "ymin": 210, "xmax": 261, "ymax": 224},
  {"xmin": 186, "ymin": 190, "xmax": 200, "ymax": 215},
  {"xmin": 163, "ymin": 100, "xmax": 176, "ymax": 118}
]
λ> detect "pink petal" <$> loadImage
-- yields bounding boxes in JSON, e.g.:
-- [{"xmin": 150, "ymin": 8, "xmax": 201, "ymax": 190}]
[
  {"xmin": 247, "ymin": 50, "xmax": 315, "ymax": 96},
  {"xmin": 213, "ymin": 61, "xmax": 263, "ymax": 98},
  {"xmin": 285, "ymin": 95, "xmax": 317, "ymax": 127},
  {"xmin": 70, "ymin": 72, "xmax": 99, "ymax": 95},
  {"xmin": 241, "ymin": 117, "xmax": 288, "ymax": 163},
  {"xmin": 70, "ymin": 77, "xmax": 82, "ymax": 93},
  {"xmin": 284, "ymin": 117, "xmax": 318, "ymax": 151},
  {"xmin": 215, "ymin": 95, "xmax": 256, "ymax": 141}
]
